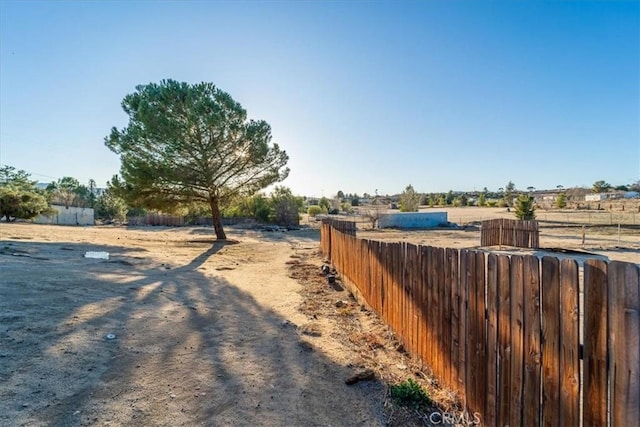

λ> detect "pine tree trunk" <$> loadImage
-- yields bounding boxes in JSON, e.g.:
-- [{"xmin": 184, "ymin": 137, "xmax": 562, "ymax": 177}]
[{"xmin": 209, "ymin": 197, "xmax": 226, "ymax": 240}]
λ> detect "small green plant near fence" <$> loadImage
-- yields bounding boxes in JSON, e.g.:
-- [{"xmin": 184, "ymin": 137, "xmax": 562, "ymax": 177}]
[{"xmin": 390, "ymin": 378, "xmax": 432, "ymax": 409}]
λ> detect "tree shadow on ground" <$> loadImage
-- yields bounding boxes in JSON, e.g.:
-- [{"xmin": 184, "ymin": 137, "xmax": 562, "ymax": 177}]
[{"xmin": 0, "ymin": 237, "xmax": 383, "ymax": 426}]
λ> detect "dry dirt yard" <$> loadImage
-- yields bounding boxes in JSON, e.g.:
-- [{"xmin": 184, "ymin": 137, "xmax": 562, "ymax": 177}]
[{"xmin": 1, "ymin": 223, "xmax": 396, "ymax": 427}]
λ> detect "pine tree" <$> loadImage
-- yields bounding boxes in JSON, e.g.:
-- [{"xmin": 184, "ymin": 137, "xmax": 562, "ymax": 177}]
[
  {"xmin": 556, "ymin": 193, "xmax": 567, "ymax": 209},
  {"xmin": 514, "ymin": 194, "xmax": 535, "ymax": 220}
]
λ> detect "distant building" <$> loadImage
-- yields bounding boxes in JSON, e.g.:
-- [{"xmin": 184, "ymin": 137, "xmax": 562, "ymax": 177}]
[
  {"xmin": 378, "ymin": 212, "xmax": 448, "ymax": 229},
  {"xmin": 585, "ymin": 194, "xmax": 607, "ymax": 202},
  {"xmin": 34, "ymin": 205, "xmax": 94, "ymax": 226},
  {"xmin": 624, "ymin": 191, "xmax": 640, "ymax": 199}
]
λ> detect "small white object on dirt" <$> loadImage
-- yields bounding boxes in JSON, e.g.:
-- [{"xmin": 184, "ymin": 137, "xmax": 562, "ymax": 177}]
[
  {"xmin": 85, "ymin": 251, "xmax": 109, "ymax": 260},
  {"xmin": 106, "ymin": 334, "xmax": 116, "ymax": 340}
]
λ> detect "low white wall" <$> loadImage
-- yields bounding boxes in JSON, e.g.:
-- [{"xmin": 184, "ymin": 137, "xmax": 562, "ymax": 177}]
[
  {"xmin": 35, "ymin": 205, "xmax": 94, "ymax": 226},
  {"xmin": 378, "ymin": 212, "xmax": 448, "ymax": 229}
]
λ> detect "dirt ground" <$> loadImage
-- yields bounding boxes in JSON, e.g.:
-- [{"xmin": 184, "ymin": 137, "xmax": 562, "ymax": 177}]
[
  {"xmin": 1, "ymin": 223, "xmax": 392, "ymax": 426},
  {"xmin": 1, "ymin": 212, "xmax": 637, "ymax": 426}
]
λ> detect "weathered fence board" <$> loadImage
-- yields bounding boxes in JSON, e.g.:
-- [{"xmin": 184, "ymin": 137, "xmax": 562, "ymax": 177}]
[
  {"xmin": 583, "ymin": 259, "xmax": 608, "ymax": 427},
  {"xmin": 497, "ymin": 254, "xmax": 512, "ymax": 426},
  {"xmin": 510, "ymin": 255, "xmax": 525, "ymax": 427},
  {"xmin": 485, "ymin": 254, "xmax": 498, "ymax": 427},
  {"xmin": 542, "ymin": 256, "xmax": 561, "ymax": 427},
  {"xmin": 609, "ymin": 262, "xmax": 640, "ymax": 427},
  {"xmin": 523, "ymin": 255, "xmax": 541, "ymax": 427},
  {"xmin": 560, "ymin": 259, "xmax": 580, "ymax": 427}
]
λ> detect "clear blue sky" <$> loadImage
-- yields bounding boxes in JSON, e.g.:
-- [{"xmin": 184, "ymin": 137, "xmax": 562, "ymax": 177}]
[{"xmin": 1, "ymin": 1, "xmax": 638, "ymax": 198}]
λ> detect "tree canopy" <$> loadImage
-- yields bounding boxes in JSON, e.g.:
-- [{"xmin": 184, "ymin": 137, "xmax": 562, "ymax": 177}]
[
  {"xmin": 105, "ymin": 80, "xmax": 289, "ymax": 239},
  {"xmin": 0, "ymin": 165, "xmax": 51, "ymax": 221},
  {"xmin": 94, "ymin": 178, "xmax": 128, "ymax": 223},
  {"xmin": 399, "ymin": 184, "xmax": 420, "ymax": 212},
  {"xmin": 46, "ymin": 176, "xmax": 93, "ymax": 208},
  {"xmin": 592, "ymin": 180, "xmax": 611, "ymax": 193}
]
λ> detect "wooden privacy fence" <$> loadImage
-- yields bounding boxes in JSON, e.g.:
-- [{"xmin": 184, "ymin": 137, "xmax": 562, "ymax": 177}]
[
  {"xmin": 320, "ymin": 219, "xmax": 356, "ymax": 260},
  {"xmin": 321, "ymin": 224, "xmax": 639, "ymax": 427},
  {"xmin": 126, "ymin": 215, "xmax": 254, "ymax": 227},
  {"xmin": 127, "ymin": 214, "xmax": 185, "ymax": 226},
  {"xmin": 481, "ymin": 218, "xmax": 540, "ymax": 249}
]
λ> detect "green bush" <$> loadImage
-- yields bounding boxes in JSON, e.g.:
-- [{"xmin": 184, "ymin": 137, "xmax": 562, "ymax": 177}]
[
  {"xmin": 556, "ymin": 193, "xmax": 567, "ymax": 209},
  {"xmin": 307, "ymin": 205, "xmax": 323, "ymax": 217},
  {"xmin": 390, "ymin": 378, "xmax": 431, "ymax": 409},
  {"xmin": 515, "ymin": 194, "xmax": 536, "ymax": 220},
  {"xmin": 341, "ymin": 201, "xmax": 353, "ymax": 214}
]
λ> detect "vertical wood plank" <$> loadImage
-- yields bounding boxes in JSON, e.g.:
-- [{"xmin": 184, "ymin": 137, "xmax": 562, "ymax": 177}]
[
  {"xmin": 404, "ymin": 243, "xmax": 409, "ymax": 351},
  {"xmin": 428, "ymin": 246, "xmax": 436, "ymax": 370},
  {"xmin": 497, "ymin": 254, "xmax": 512, "ymax": 426},
  {"xmin": 415, "ymin": 245, "xmax": 424, "ymax": 364},
  {"xmin": 560, "ymin": 259, "xmax": 580, "ymax": 427},
  {"xmin": 465, "ymin": 250, "xmax": 478, "ymax": 414},
  {"xmin": 443, "ymin": 248, "xmax": 454, "ymax": 389},
  {"xmin": 406, "ymin": 244, "xmax": 413, "ymax": 354},
  {"xmin": 450, "ymin": 248, "xmax": 462, "ymax": 394},
  {"xmin": 412, "ymin": 244, "xmax": 419, "ymax": 356},
  {"xmin": 432, "ymin": 247, "xmax": 440, "ymax": 379},
  {"xmin": 420, "ymin": 246, "xmax": 428, "ymax": 367},
  {"xmin": 383, "ymin": 242, "xmax": 391, "ymax": 323},
  {"xmin": 523, "ymin": 255, "xmax": 541, "ymax": 427},
  {"xmin": 485, "ymin": 253, "xmax": 498, "ymax": 426},
  {"xmin": 390, "ymin": 243, "xmax": 397, "ymax": 333},
  {"xmin": 510, "ymin": 255, "xmax": 525, "ymax": 427},
  {"xmin": 430, "ymin": 246, "xmax": 437, "ymax": 376},
  {"xmin": 459, "ymin": 250, "xmax": 468, "ymax": 403},
  {"xmin": 437, "ymin": 247, "xmax": 446, "ymax": 382},
  {"xmin": 474, "ymin": 251, "xmax": 487, "ymax": 422},
  {"xmin": 393, "ymin": 243, "xmax": 404, "ymax": 336},
  {"xmin": 542, "ymin": 256, "xmax": 561, "ymax": 427},
  {"xmin": 399, "ymin": 243, "xmax": 406, "ymax": 350},
  {"xmin": 609, "ymin": 261, "xmax": 640, "ymax": 427},
  {"xmin": 583, "ymin": 259, "xmax": 608, "ymax": 427}
]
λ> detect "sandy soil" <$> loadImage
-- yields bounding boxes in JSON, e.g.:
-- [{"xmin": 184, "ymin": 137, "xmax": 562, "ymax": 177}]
[{"xmin": 0, "ymin": 223, "xmax": 387, "ymax": 426}]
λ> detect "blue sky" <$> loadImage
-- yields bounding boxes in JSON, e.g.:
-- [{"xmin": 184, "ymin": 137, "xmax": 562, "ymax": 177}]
[{"xmin": 1, "ymin": 1, "xmax": 638, "ymax": 197}]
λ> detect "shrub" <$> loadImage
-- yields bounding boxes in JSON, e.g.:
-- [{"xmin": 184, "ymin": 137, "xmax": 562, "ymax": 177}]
[
  {"xmin": 514, "ymin": 194, "xmax": 536, "ymax": 220},
  {"xmin": 307, "ymin": 205, "xmax": 323, "ymax": 217},
  {"xmin": 389, "ymin": 378, "xmax": 432, "ymax": 409},
  {"xmin": 556, "ymin": 193, "xmax": 567, "ymax": 209},
  {"xmin": 341, "ymin": 201, "xmax": 353, "ymax": 214}
]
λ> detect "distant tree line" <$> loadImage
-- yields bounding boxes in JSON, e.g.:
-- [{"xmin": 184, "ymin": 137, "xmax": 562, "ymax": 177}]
[{"xmin": 1, "ymin": 165, "xmax": 305, "ymax": 227}]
